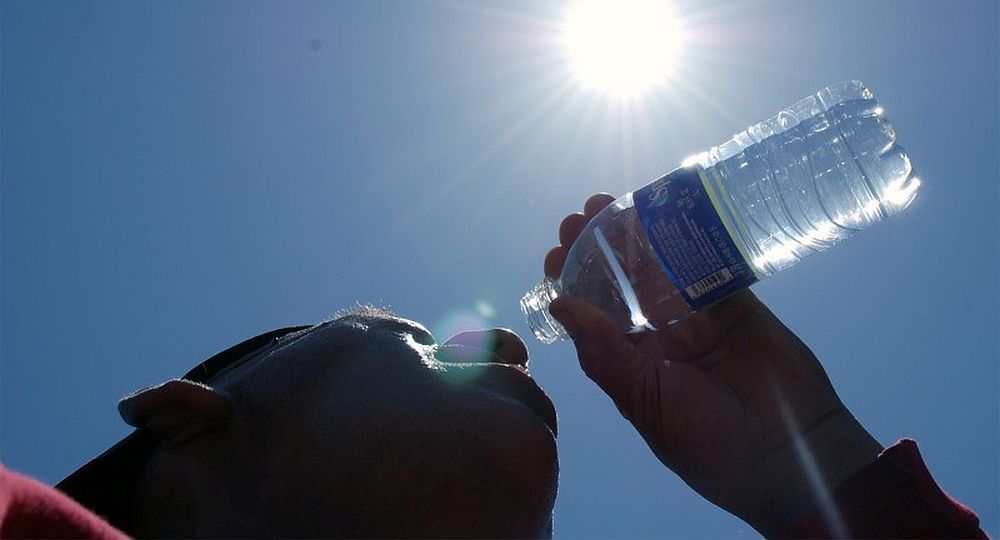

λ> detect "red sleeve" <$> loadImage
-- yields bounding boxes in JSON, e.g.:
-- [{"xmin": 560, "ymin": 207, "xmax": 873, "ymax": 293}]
[
  {"xmin": 0, "ymin": 464, "xmax": 129, "ymax": 539},
  {"xmin": 778, "ymin": 439, "xmax": 986, "ymax": 539}
]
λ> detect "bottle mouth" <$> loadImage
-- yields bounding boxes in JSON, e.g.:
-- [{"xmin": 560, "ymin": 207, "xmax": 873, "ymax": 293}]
[{"xmin": 520, "ymin": 278, "xmax": 568, "ymax": 344}]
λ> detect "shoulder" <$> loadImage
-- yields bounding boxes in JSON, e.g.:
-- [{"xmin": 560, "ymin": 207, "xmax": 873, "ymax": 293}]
[{"xmin": 1, "ymin": 464, "xmax": 129, "ymax": 539}]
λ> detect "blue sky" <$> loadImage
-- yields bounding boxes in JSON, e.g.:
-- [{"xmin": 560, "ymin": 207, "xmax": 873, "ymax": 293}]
[{"xmin": 2, "ymin": 1, "xmax": 997, "ymax": 537}]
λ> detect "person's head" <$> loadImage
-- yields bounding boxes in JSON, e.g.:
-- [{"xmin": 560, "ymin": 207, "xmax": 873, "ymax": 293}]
[{"xmin": 66, "ymin": 307, "xmax": 558, "ymax": 537}]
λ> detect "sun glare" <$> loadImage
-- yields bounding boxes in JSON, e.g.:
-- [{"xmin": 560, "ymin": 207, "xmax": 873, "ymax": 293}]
[{"xmin": 562, "ymin": 0, "xmax": 685, "ymax": 98}]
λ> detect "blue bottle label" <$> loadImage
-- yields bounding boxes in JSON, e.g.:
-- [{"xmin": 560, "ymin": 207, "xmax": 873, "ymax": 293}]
[{"xmin": 633, "ymin": 166, "xmax": 758, "ymax": 311}]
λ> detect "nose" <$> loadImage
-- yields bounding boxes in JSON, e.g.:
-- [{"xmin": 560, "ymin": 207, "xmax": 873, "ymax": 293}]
[{"xmin": 440, "ymin": 328, "xmax": 529, "ymax": 367}]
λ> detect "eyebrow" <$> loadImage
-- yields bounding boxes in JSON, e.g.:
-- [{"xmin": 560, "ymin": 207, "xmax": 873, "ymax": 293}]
[
  {"xmin": 326, "ymin": 307, "xmax": 437, "ymax": 347},
  {"xmin": 328, "ymin": 304, "xmax": 399, "ymax": 324}
]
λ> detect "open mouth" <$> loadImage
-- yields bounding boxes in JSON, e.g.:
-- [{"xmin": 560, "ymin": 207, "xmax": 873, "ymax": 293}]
[
  {"xmin": 436, "ymin": 341, "xmax": 557, "ymax": 437},
  {"xmin": 466, "ymin": 363, "xmax": 558, "ymax": 438}
]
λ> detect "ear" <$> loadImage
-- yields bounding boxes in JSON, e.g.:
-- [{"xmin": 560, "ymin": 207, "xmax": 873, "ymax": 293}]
[{"xmin": 118, "ymin": 379, "xmax": 235, "ymax": 444}]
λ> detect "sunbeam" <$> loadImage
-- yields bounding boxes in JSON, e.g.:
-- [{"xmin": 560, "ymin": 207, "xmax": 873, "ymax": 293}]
[
  {"xmin": 398, "ymin": 74, "xmax": 580, "ymax": 227},
  {"xmin": 772, "ymin": 384, "xmax": 849, "ymax": 538}
]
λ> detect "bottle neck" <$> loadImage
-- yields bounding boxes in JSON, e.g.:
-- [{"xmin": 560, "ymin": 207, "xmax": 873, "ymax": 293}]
[{"xmin": 520, "ymin": 278, "xmax": 568, "ymax": 344}]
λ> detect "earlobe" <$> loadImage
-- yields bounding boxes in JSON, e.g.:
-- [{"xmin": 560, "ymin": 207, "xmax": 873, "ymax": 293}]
[{"xmin": 119, "ymin": 379, "xmax": 235, "ymax": 444}]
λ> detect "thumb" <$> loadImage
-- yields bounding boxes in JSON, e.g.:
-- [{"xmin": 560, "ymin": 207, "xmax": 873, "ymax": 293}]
[{"xmin": 550, "ymin": 297, "xmax": 641, "ymax": 403}]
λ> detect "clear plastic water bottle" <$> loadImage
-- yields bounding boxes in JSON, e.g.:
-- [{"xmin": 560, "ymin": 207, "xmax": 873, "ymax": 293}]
[{"xmin": 522, "ymin": 81, "xmax": 920, "ymax": 344}]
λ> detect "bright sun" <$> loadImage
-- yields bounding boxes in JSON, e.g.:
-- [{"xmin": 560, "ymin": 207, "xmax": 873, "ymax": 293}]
[{"xmin": 562, "ymin": 0, "xmax": 685, "ymax": 98}]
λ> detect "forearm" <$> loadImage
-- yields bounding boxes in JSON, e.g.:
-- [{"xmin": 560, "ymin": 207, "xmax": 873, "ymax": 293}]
[{"xmin": 740, "ymin": 408, "xmax": 883, "ymax": 536}]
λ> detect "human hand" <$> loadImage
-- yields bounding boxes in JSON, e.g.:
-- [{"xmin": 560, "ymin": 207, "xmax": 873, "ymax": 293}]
[{"xmin": 546, "ymin": 194, "xmax": 883, "ymax": 535}]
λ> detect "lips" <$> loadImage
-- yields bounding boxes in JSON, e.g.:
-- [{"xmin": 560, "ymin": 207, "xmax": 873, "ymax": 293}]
[
  {"xmin": 471, "ymin": 364, "xmax": 559, "ymax": 437},
  {"xmin": 436, "ymin": 344, "xmax": 558, "ymax": 437}
]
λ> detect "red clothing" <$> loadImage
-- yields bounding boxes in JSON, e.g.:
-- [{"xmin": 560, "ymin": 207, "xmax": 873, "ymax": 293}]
[{"xmin": 0, "ymin": 465, "xmax": 128, "ymax": 539}]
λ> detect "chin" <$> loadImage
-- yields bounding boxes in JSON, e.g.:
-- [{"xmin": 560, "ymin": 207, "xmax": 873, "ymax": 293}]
[
  {"xmin": 398, "ymin": 404, "xmax": 558, "ymax": 538},
  {"xmin": 477, "ymin": 406, "xmax": 560, "ymax": 537}
]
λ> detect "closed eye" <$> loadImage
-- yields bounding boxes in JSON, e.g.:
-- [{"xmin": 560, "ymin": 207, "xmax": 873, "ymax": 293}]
[
  {"xmin": 374, "ymin": 318, "xmax": 437, "ymax": 347},
  {"xmin": 402, "ymin": 323, "xmax": 436, "ymax": 347}
]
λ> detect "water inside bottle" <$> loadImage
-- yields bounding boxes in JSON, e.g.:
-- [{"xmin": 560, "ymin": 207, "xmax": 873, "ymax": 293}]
[{"xmin": 697, "ymin": 95, "xmax": 920, "ymax": 276}]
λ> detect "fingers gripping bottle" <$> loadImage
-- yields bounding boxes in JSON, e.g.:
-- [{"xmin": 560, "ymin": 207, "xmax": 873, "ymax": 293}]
[{"xmin": 522, "ymin": 81, "xmax": 920, "ymax": 344}]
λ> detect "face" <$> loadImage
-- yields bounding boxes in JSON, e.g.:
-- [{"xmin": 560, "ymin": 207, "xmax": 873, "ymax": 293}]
[{"xmin": 215, "ymin": 310, "xmax": 559, "ymax": 538}]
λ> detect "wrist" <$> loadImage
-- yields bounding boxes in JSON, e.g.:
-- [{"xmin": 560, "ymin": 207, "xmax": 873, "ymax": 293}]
[{"xmin": 740, "ymin": 408, "xmax": 883, "ymax": 536}]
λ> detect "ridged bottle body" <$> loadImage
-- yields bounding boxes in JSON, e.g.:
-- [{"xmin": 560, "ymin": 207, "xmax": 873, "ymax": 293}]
[{"xmin": 522, "ymin": 81, "xmax": 919, "ymax": 344}]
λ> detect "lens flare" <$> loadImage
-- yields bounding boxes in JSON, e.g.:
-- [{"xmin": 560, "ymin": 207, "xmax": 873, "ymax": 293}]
[
  {"xmin": 475, "ymin": 300, "xmax": 496, "ymax": 319},
  {"xmin": 435, "ymin": 310, "xmax": 488, "ymax": 339},
  {"xmin": 432, "ymin": 309, "xmax": 494, "ymax": 384}
]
